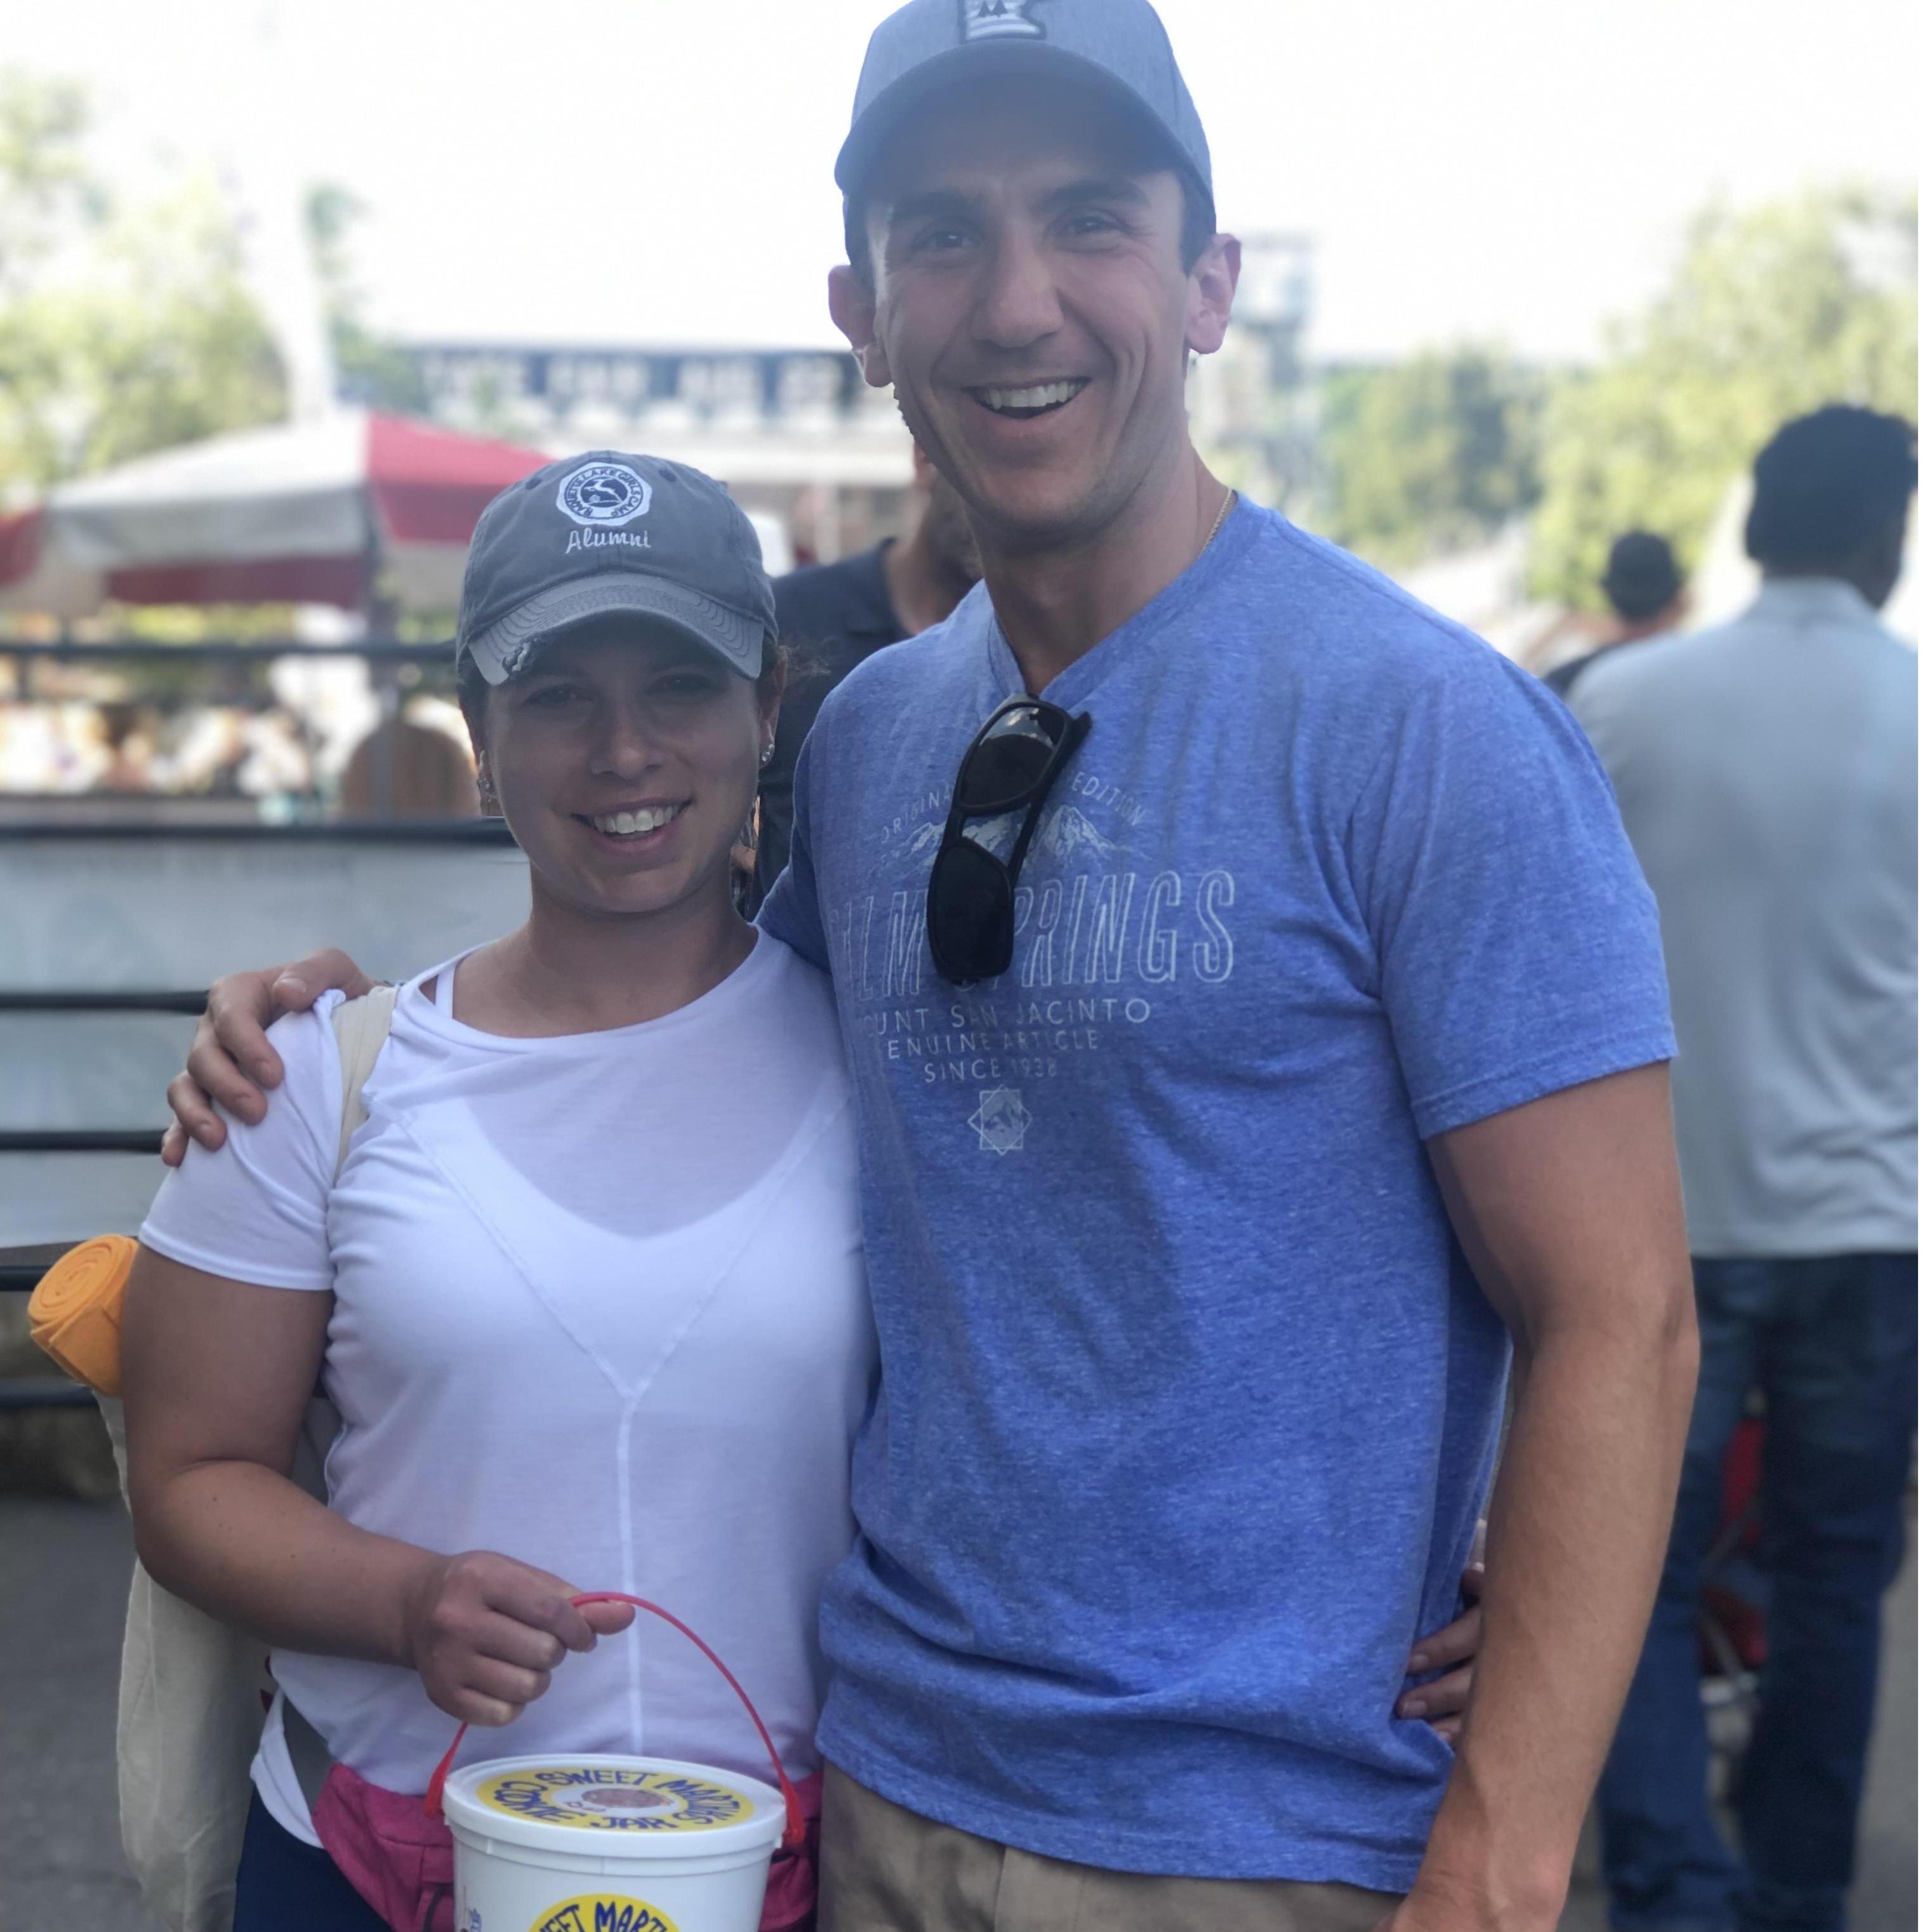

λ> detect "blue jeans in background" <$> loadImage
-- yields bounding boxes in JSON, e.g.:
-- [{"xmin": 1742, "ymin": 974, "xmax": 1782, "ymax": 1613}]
[{"xmin": 1597, "ymin": 1253, "xmax": 1916, "ymax": 1932}]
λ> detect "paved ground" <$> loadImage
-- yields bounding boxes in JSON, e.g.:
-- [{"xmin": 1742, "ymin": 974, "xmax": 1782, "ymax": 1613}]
[{"xmin": 0, "ymin": 1495, "xmax": 1915, "ymax": 1929}]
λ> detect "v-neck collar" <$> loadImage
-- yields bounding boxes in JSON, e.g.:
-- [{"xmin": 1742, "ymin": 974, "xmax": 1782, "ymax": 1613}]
[{"xmin": 977, "ymin": 495, "xmax": 1264, "ymax": 708}]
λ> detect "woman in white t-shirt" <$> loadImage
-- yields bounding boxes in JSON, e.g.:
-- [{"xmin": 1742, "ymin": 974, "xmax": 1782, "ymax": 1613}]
[{"xmin": 122, "ymin": 456, "xmax": 871, "ymax": 1931}]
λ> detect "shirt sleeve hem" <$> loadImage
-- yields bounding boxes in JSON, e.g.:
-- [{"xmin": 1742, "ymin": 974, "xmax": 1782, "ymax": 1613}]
[
  {"xmin": 136, "ymin": 1226, "xmax": 334, "ymax": 1294},
  {"xmin": 1409, "ymin": 1026, "xmax": 1677, "ymax": 1141}
]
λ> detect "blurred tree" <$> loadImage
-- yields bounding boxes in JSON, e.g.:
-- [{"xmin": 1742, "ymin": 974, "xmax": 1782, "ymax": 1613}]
[
  {"xmin": 0, "ymin": 72, "xmax": 287, "ymax": 495},
  {"xmin": 1316, "ymin": 347, "xmax": 1545, "ymax": 570},
  {"xmin": 305, "ymin": 182, "xmax": 429, "ymax": 415},
  {"xmin": 0, "ymin": 73, "xmax": 103, "ymax": 292},
  {"xmin": 1530, "ymin": 187, "xmax": 1918, "ymax": 608}
]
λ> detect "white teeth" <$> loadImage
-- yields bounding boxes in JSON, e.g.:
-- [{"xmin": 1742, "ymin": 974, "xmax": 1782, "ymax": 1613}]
[
  {"xmin": 980, "ymin": 380, "xmax": 1083, "ymax": 413},
  {"xmin": 591, "ymin": 805, "xmax": 682, "ymax": 837}
]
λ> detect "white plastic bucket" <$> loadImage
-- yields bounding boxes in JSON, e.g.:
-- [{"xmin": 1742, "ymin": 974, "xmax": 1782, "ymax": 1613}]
[{"xmin": 444, "ymin": 1752, "xmax": 785, "ymax": 1932}]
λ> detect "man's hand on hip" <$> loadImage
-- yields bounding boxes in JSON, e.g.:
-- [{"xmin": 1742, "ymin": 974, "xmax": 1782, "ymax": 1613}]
[{"xmin": 161, "ymin": 949, "xmax": 378, "ymax": 1165}]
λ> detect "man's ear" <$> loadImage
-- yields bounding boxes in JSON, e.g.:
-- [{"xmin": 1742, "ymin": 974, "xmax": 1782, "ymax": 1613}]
[
  {"xmin": 1184, "ymin": 234, "xmax": 1241, "ymax": 358},
  {"xmin": 830, "ymin": 264, "xmax": 892, "ymax": 389}
]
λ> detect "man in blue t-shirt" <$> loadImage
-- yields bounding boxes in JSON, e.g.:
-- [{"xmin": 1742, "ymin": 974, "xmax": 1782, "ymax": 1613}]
[{"xmin": 166, "ymin": 3, "xmax": 1696, "ymax": 1926}]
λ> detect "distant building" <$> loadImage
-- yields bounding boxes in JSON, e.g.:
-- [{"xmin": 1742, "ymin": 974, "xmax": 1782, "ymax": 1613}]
[
  {"xmin": 405, "ymin": 238, "xmax": 1317, "ymax": 566},
  {"xmin": 406, "ymin": 341, "xmax": 914, "ymax": 564}
]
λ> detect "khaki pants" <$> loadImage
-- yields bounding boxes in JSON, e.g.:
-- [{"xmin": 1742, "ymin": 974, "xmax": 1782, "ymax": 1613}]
[{"xmin": 819, "ymin": 1764, "xmax": 1401, "ymax": 1932}]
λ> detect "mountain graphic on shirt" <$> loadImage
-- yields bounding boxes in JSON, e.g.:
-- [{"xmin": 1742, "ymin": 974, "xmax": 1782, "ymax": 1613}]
[
  {"xmin": 1033, "ymin": 804, "xmax": 1130, "ymax": 863},
  {"xmin": 898, "ymin": 804, "xmax": 1130, "ymax": 866},
  {"xmin": 903, "ymin": 817, "xmax": 950, "ymax": 863}
]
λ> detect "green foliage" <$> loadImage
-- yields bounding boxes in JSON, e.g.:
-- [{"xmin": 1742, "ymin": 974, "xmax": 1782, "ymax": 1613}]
[
  {"xmin": 0, "ymin": 72, "xmax": 102, "ymax": 293},
  {"xmin": 1315, "ymin": 347, "xmax": 1545, "ymax": 571},
  {"xmin": 1529, "ymin": 187, "xmax": 1917, "ymax": 608},
  {"xmin": 0, "ymin": 71, "xmax": 288, "ymax": 496},
  {"xmin": 305, "ymin": 181, "xmax": 429, "ymax": 416}
]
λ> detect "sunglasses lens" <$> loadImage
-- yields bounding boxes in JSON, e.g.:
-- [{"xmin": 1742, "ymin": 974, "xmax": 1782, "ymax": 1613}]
[
  {"xmin": 927, "ymin": 838, "xmax": 1015, "ymax": 984},
  {"xmin": 956, "ymin": 707, "xmax": 1062, "ymax": 814}
]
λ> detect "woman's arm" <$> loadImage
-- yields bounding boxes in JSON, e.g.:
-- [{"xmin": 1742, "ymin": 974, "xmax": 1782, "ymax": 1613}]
[
  {"xmin": 122, "ymin": 1247, "xmax": 630, "ymax": 1726},
  {"xmin": 1398, "ymin": 1529, "xmax": 1486, "ymax": 1743}
]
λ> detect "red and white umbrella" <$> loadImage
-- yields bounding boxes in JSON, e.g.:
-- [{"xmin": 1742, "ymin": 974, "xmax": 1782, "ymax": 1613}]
[{"xmin": 0, "ymin": 410, "xmax": 551, "ymax": 619}]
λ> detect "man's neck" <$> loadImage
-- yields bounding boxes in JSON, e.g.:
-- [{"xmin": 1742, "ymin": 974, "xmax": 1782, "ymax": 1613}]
[
  {"xmin": 882, "ymin": 522, "xmax": 976, "ymax": 638},
  {"xmin": 976, "ymin": 450, "xmax": 1229, "ymax": 694},
  {"xmin": 1761, "ymin": 563, "xmax": 1883, "ymax": 611},
  {"xmin": 1609, "ymin": 613, "xmax": 1674, "ymax": 647}
]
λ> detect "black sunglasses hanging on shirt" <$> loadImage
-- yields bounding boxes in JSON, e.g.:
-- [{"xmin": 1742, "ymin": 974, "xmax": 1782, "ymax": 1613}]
[{"xmin": 926, "ymin": 698, "xmax": 1094, "ymax": 987}]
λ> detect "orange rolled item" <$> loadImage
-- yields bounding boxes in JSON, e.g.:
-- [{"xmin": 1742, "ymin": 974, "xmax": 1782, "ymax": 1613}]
[{"xmin": 28, "ymin": 1234, "xmax": 137, "ymax": 1396}]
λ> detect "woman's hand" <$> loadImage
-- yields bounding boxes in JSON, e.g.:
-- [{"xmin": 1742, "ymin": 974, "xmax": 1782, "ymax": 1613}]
[
  {"xmin": 400, "ymin": 1551, "xmax": 637, "ymax": 1727},
  {"xmin": 1395, "ymin": 1525, "xmax": 1486, "ymax": 1744}
]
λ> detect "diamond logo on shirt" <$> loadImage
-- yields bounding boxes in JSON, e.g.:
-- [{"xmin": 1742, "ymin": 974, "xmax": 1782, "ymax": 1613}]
[
  {"xmin": 969, "ymin": 1085, "xmax": 1033, "ymax": 1154},
  {"xmin": 960, "ymin": 0, "xmax": 1048, "ymax": 41}
]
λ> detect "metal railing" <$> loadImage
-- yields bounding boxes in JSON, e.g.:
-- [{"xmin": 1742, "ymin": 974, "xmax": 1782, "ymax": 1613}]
[
  {"xmin": 0, "ymin": 986, "xmax": 183, "ymax": 1409},
  {"xmin": 0, "ymin": 638, "xmax": 505, "ymax": 1413}
]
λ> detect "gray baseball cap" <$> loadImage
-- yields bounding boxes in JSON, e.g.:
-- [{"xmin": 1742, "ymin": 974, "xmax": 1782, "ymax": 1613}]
[
  {"xmin": 836, "ymin": 0, "xmax": 1214, "ymax": 223},
  {"xmin": 456, "ymin": 452, "xmax": 775, "ymax": 685}
]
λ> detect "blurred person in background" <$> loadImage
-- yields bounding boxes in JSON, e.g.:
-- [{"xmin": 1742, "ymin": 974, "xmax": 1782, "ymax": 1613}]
[
  {"xmin": 91, "ymin": 701, "xmax": 161, "ymax": 793},
  {"xmin": 751, "ymin": 442, "xmax": 979, "ymax": 906},
  {"xmin": 1545, "ymin": 531, "xmax": 1687, "ymax": 703},
  {"xmin": 1573, "ymin": 405, "xmax": 1917, "ymax": 1932},
  {"xmin": 338, "ymin": 706, "xmax": 477, "ymax": 819}
]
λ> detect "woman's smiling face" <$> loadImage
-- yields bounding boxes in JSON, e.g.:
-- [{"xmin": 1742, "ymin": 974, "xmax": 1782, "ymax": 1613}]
[{"xmin": 473, "ymin": 617, "xmax": 773, "ymax": 923}]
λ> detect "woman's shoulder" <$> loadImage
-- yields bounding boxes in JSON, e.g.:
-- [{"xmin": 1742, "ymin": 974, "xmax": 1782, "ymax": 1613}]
[
  {"xmin": 758, "ymin": 931, "xmax": 835, "ymax": 1005},
  {"xmin": 754, "ymin": 937, "xmax": 847, "ymax": 1064},
  {"xmin": 263, "ymin": 992, "xmax": 354, "ymax": 1118},
  {"xmin": 138, "ymin": 990, "xmax": 352, "ymax": 1277}
]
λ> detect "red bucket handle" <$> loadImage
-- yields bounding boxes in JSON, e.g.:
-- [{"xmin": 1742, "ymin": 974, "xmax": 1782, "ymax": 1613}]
[{"xmin": 422, "ymin": 1591, "xmax": 805, "ymax": 1849}]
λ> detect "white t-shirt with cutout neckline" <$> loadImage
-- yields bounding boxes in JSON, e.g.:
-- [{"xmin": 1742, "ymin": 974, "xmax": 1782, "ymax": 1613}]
[{"xmin": 140, "ymin": 931, "xmax": 871, "ymax": 1846}]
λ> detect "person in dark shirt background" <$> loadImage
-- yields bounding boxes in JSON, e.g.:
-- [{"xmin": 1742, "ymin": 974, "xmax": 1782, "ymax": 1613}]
[
  {"xmin": 748, "ymin": 443, "xmax": 979, "ymax": 906},
  {"xmin": 1545, "ymin": 530, "xmax": 1688, "ymax": 703}
]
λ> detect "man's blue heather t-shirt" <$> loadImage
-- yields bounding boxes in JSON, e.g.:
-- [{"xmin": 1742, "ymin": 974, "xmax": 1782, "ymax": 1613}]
[{"xmin": 760, "ymin": 500, "xmax": 1674, "ymax": 1888}]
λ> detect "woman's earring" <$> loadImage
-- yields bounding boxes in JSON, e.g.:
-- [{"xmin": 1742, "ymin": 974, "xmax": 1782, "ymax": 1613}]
[
  {"xmin": 760, "ymin": 738, "xmax": 776, "ymax": 768},
  {"xmin": 476, "ymin": 760, "xmax": 500, "ymax": 816}
]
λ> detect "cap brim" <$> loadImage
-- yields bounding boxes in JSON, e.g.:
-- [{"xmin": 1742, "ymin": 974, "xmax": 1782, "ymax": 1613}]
[
  {"xmin": 460, "ymin": 572, "xmax": 767, "ymax": 685},
  {"xmin": 835, "ymin": 44, "xmax": 1212, "ymax": 220}
]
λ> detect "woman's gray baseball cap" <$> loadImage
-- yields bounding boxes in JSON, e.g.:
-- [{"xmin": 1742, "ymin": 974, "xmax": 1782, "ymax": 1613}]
[
  {"xmin": 456, "ymin": 452, "xmax": 776, "ymax": 685},
  {"xmin": 837, "ymin": 0, "xmax": 1214, "ymax": 221}
]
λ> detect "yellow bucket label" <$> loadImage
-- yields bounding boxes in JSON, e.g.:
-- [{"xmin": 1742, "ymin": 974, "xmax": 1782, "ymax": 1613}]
[
  {"xmin": 528, "ymin": 1900, "xmax": 680, "ymax": 1932},
  {"xmin": 477, "ymin": 1764, "xmax": 752, "ymax": 1833}
]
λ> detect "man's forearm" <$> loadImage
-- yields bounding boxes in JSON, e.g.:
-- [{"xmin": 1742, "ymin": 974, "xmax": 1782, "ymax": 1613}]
[{"xmin": 1413, "ymin": 1302, "xmax": 1697, "ymax": 1924}]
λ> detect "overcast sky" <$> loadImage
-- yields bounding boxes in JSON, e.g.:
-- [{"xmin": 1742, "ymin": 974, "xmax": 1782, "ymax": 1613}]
[{"xmin": 6, "ymin": 0, "xmax": 1917, "ymax": 362}]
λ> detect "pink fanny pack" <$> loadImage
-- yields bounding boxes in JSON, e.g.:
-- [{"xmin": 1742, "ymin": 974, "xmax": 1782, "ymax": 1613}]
[{"xmin": 300, "ymin": 1591, "xmax": 819, "ymax": 1932}]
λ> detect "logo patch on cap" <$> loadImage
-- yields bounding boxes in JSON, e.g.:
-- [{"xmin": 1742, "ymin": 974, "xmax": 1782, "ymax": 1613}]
[
  {"xmin": 960, "ymin": 0, "xmax": 1047, "ymax": 42},
  {"xmin": 557, "ymin": 461, "xmax": 652, "ymax": 529}
]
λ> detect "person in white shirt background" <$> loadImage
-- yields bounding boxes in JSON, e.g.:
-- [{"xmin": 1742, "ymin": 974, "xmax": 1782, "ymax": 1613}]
[{"xmin": 1573, "ymin": 406, "xmax": 1917, "ymax": 1932}]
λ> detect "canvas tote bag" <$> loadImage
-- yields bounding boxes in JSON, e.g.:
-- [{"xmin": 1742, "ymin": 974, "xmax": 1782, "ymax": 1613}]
[{"xmin": 105, "ymin": 985, "xmax": 397, "ymax": 1932}]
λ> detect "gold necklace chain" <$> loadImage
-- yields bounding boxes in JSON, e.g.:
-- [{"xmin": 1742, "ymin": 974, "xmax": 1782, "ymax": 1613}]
[{"xmin": 1202, "ymin": 484, "xmax": 1236, "ymax": 555}]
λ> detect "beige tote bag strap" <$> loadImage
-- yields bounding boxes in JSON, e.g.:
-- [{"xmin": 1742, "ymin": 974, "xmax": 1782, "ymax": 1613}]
[
  {"xmin": 330, "ymin": 983, "xmax": 399, "ymax": 1181},
  {"xmin": 112, "ymin": 987, "xmax": 399, "ymax": 1931}
]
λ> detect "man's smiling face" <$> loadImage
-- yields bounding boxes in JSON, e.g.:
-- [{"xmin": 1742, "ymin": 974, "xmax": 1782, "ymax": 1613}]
[{"xmin": 833, "ymin": 74, "xmax": 1236, "ymax": 554}]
